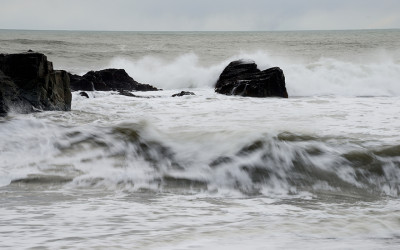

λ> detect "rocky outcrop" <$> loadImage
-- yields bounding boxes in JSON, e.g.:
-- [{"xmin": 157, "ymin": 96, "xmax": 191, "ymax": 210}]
[
  {"xmin": 69, "ymin": 69, "xmax": 158, "ymax": 92},
  {"xmin": 215, "ymin": 60, "xmax": 288, "ymax": 98},
  {"xmin": 172, "ymin": 91, "xmax": 195, "ymax": 97},
  {"xmin": 0, "ymin": 52, "xmax": 71, "ymax": 116}
]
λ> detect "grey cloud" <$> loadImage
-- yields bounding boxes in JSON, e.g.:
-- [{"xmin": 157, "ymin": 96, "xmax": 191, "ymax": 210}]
[{"xmin": 0, "ymin": 0, "xmax": 399, "ymax": 31}]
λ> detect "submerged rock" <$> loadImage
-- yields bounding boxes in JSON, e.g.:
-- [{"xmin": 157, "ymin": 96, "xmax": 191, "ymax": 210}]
[
  {"xmin": 0, "ymin": 52, "xmax": 71, "ymax": 116},
  {"xmin": 172, "ymin": 91, "xmax": 195, "ymax": 97},
  {"xmin": 69, "ymin": 69, "xmax": 158, "ymax": 92},
  {"xmin": 118, "ymin": 90, "xmax": 145, "ymax": 98},
  {"xmin": 79, "ymin": 91, "xmax": 89, "ymax": 98},
  {"xmin": 215, "ymin": 60, "xmax": 288, "ymax": 98}
]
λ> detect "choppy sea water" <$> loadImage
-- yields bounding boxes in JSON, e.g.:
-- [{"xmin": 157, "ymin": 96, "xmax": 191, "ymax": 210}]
[{"xmin": 1, "ymin": 30, "xmax": 400, "ymax": 249}]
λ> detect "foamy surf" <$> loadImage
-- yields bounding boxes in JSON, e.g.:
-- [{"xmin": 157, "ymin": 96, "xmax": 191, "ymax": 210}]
[
  {"xmin": 107, "ymin": 51, "xmax": 400, "ymax": 97},
  {"xmin": 1, "ymin": 91, "xmax": 399, "ymax": 199},
  {"xmin": 1, "ymin": 29, "xmax": 400, "ymax": 250}
]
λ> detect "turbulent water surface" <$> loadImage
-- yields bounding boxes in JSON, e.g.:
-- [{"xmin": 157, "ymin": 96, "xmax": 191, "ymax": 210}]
[{"xmin": 1, "ymin": 29, "xmax": 400, "ymax": 249}]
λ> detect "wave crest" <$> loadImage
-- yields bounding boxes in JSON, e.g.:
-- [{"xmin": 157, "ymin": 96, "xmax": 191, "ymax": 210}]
[
  {"xmin": 7, "ymin": 122, "xmax": 397, "ymax": 198},
  {"xmin": 108, "ymin": 51, "xmax": 400, "ymax": 97}
]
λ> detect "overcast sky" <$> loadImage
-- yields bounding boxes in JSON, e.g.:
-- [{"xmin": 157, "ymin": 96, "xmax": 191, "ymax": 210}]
[{"xmin": 0, "ymin": 0, "xmax": 399, "ymax": 31}]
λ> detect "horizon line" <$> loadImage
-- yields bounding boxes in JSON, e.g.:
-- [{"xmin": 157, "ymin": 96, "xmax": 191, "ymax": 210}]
[{"xmin": 0, "ymin": 28, "xmax": 399, "ymax": 33}]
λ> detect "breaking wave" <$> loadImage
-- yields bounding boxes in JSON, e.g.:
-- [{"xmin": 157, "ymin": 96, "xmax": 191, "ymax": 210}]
[
  {"xmin": 108, "ymin": 51, "xmax": 400, "ymax": 97},
  {"xmin": 4, "ymin": 121, "xmax": 400, "ymax": 198}
]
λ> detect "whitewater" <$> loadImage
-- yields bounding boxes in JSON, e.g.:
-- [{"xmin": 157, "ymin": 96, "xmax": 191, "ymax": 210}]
[{"xmin": 1, "ymin": 29, "xmax": 400, "ymax": 249}]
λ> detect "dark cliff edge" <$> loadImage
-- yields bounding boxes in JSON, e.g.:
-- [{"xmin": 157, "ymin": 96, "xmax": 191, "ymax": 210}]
[{"xmin": 0, "ymin": 52, "xmax": 71, "ymax": 116}]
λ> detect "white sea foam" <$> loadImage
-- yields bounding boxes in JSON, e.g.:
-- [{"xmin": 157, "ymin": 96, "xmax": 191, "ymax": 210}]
[
  {"xmin": 2, "ymin": 30, "xmax": 400, "ymax": 250},
  {"xmin": 3, "ymin": 91, "xmax": 400, "ymax": 198},
  {"xmin": 108, "ymin": 53, "xmax": 224, "ymax": 89},
  {"xmin": 108, "ymin": 51, "xmax": 400, "ymax": 97}
]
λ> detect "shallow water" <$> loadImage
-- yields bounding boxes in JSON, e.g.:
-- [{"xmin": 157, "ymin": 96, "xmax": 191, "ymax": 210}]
[{"xmin": 1, "ymin": 190, "xmax": 400, "ymax": 249}]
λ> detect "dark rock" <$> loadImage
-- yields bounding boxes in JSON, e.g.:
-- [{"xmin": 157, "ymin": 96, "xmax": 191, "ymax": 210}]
[
  {"xmin": 118, "ymin": 90, "xmax": 151, "ymax": 98},
  {"xmin": 0, "ymin": 90, "xmax": 5, "ymax": 116},
  {"xmin": 172, "ymin": 91, "xmax": 195, "ymax": 97},
  {"xmin": 69, "ymin": 69, "xmax": 158, "ymax": 92},
  {"xmin": 0, "ymin": 71, "xmax": 38, "ymax": 116},
  {"xmin": 68, "ymin": 73, "xmax": 94, "ymax": 91},
  {"xmin": 0, "ymin": 70, "xmax": 21, "ymax": 116},
  {"xmin": 68, "ymin": 73, "xmax": 82, "ymax": 83},
  {"xmin": 215, "ymin": 60, "xmax": 288, "ymax": 98},
  {"xmin": 215, "ymin": 60, "xmax": 259, "ymax": 90},
  {"xmin": 118, "ymin": 90, "xmax": 140, "ymax": 97},
  {"xmin": 79, "ymin": 91, "xmax": 89, "ymax": 98},
  {"xmin": 0, "ymin": 52, "xmax": 71, "ymax": 116}
]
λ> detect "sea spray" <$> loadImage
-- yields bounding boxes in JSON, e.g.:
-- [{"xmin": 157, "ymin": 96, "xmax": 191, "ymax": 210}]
[
  {"xmin": 108, "ymin": 51, "xmax": 400, "ymax": 97},
  {"xmin": 3, "ymin": 103, "xmax": 399, "ymax": 198},
  {"xmin": 2, "ymin": 30, "xmax": 400, "ymax": 249},
  {"xmin": 108, "ymin": 53, "xmax": 225, "ymax": 89}
]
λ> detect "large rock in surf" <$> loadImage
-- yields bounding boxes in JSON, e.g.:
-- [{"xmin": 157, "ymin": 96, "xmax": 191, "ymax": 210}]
[
  {"xmin": 69, "ymin": 69, "xmax": 158, "ymax": 92},
  {"xmin": 215, "ymin": 60, "xmax": 288, "ymax": 98},
  {"xmin": 0, "ymin": 52, "xmax": 71, "ymax": 116}
]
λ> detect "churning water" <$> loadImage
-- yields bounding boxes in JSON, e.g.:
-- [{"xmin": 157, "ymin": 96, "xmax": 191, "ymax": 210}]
[{"xmin": 1, "ymin": 29, "xmax": 400, "ymax": 249}]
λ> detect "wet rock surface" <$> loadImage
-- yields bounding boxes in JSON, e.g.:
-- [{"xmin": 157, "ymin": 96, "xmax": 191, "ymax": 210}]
[
  {"xmin": 172, "ymin": 91, "xmax": 195, "ymax": 97},
  {"xmin": 0, "ymin": 52, "xmax": 71, "ymax": 116},
  {"xmin": 69, "ymin": 69, "xmax": 158, "ymax": 92},
  {"xmin": 215, "ymin": 60, "xmax": 288, "ymax": 98}
]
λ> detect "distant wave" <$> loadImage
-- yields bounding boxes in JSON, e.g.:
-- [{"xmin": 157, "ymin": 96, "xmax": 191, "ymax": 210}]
[
  {"xmin": 0, "ymin": 38, "xmax": 78, "ymax": 46},
  {"xmin": 0, "ymin": 38, "xmax": 110, "ymax": 49},
  {"xmin": 108, "ymin": 51, "xmax": 400, "ymax": 97}
]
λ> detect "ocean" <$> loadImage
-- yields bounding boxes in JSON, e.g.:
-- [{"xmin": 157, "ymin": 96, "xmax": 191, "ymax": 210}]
[{"xmin": 1, "ymin": 29, "xmax": 400, "ymax": 249}]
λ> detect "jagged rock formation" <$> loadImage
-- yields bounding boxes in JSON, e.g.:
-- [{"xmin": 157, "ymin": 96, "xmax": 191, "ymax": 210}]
[
  {"xmin": 69, "ymin": 69, "xmax": 158, "ymax": 92},
  {"xmin": 0, "ymin": 52, "xmax": 71, "ymax": 116},
  {"xmin": 215, "ymin": 60, "xmax": 288, "ymax": 98}
]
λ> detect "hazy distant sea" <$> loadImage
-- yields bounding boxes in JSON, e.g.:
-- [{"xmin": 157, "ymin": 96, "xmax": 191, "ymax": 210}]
[{"xmin": 1, "ymin": 29, "xmax": 400, "ymax": 249}]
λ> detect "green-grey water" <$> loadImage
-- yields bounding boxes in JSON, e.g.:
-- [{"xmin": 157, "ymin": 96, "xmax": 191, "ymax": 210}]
[{"xmin": 1, "ymin": 29, "xmax": 400, "ymax": 249}]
